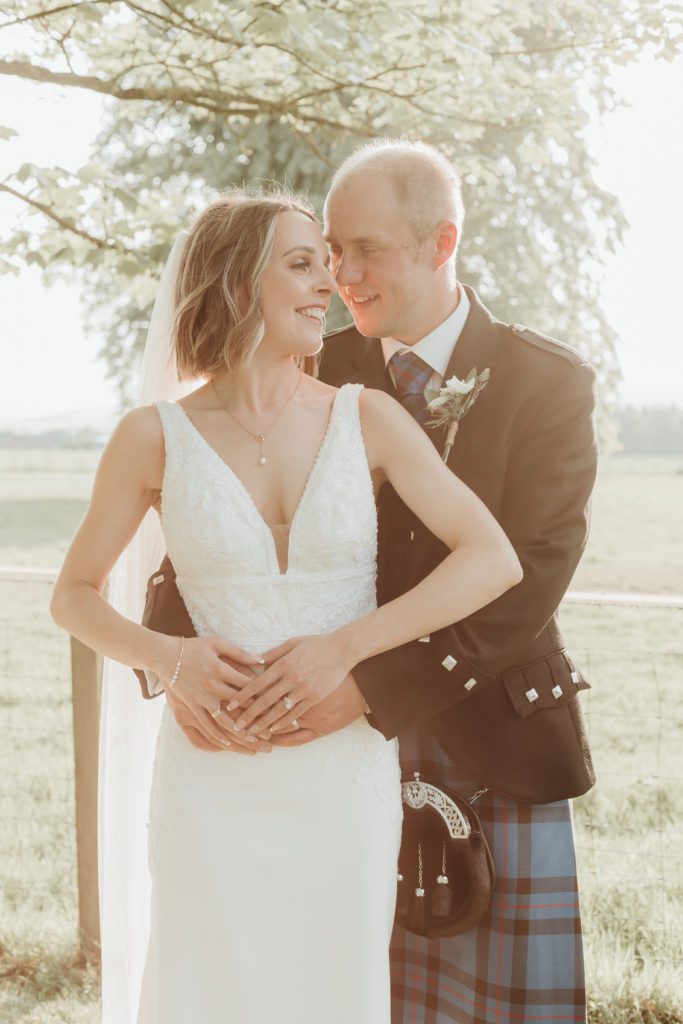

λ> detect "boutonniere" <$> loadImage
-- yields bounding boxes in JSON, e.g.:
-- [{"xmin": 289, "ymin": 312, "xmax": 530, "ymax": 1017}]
[{"xmin": 424, "ymin": 367, "xmax": 491, "ymax": 462}]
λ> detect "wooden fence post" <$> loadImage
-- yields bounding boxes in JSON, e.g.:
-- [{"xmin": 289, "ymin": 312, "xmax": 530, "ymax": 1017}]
[{"xmin": 70, "ymin": 636, "xmax": 102, "ymax": 960}]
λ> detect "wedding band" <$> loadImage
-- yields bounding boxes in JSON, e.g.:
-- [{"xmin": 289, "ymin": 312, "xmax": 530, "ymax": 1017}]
[
  {"xmin": 283, "ymin": 696, "xmax": 295, "ymax": 711},
  {"xmin": 210, "ymin": 707, "xmax": 222, "ymax": 720},
  {"xmin": 291, "ymin": 719, "xmax": 299, "ymax": 729}
]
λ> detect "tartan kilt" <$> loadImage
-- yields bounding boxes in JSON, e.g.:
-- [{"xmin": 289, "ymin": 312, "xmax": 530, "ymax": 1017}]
[{"xmin": 391, "ymin": 725, "xmax": 586, "ymax": 1024}]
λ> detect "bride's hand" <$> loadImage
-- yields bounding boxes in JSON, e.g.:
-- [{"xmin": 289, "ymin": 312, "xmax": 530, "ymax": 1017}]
[
  {"xmin": 156, "ymin": 635, "xmax": 273, "ymax": 753},
  {"xmin": 226, "ymin": 633, "xmax": 354, "ymax": 736}
]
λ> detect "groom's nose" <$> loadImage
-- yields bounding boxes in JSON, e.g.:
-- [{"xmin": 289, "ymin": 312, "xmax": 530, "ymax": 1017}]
[{"xmin": 334, "ymin": 253, "xmax": 363, "ymax": 287}]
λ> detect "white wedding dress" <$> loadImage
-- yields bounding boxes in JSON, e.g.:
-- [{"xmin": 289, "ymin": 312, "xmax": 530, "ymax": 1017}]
[{"xmin": 137, "ymin": 383, "xmax": 402, "ymax": 1024}]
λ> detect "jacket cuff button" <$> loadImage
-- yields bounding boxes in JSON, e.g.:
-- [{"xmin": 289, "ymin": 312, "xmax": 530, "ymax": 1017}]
[
  {"xmin": 570, "ymin": 670, "xmax": 580, "ymax": 684},
  {"xmin": 552, "ymin": 684, "xmax": 563, "ymax": 699},
  {"xmin": 526, "ymin": 687, "xmax": 539, "ymax": 702},
  {"xmin": 441, "ymin": 655, "xmax": 457, "ymax": 671},
  {"xmin": 464, "ymin": 678, "xmax": 477, "ymax": 691}
]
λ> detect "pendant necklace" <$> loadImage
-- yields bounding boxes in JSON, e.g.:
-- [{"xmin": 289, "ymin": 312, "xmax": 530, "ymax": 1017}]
[{"xmin": 211, "ymin": 369, "xmax": 303, "ymax": 466}]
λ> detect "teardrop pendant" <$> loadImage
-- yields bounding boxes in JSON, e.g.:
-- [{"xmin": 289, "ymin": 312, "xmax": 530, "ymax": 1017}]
[{"xmin": 259, "ymin": 456, "xmax": 267, "ymax": 465}]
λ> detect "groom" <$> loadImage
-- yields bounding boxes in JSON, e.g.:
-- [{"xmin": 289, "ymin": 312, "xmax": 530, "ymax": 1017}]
[{"xmin": 288, "ymin": 140, "xmax": 598, "ymax": 1024}]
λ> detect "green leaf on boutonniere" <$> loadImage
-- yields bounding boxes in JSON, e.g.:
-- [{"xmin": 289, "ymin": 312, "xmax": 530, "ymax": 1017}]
[{"xmin": 423, "ymin": 388, "xmax": 440, "ymax": 404}]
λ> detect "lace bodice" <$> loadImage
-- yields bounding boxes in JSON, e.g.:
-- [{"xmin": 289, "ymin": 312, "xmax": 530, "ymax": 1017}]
[{"xmin": 155, "ymin": 383, "xmax": 378, "ymax": 653}]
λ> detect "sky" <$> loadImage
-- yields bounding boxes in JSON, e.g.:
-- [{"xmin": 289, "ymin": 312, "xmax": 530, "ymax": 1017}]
[{"xmin": 1, "ymin": 50, "xmax": 682, "ymax": 427}]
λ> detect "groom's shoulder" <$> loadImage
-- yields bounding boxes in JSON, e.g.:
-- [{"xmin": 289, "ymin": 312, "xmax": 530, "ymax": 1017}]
[
  {"xmin": 505, "ymin": 322, "xmax": 590, "ymax": 370},
  {"xmin": 323, "ymin": 321, "xmax": 366, "ymax": 350},
  {"xmin": 320, "ymin": 322, "xmax": 369, "ymax": 382}
]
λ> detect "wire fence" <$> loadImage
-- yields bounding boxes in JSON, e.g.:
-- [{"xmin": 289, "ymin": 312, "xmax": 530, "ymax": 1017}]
[{"xmin": 0, "ymin": 572, "xmax": 681, "ymax": 1006}]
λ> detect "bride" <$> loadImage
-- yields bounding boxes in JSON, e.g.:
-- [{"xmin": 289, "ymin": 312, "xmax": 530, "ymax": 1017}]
[{"xmin": 50, "ymin": 187, "xmax": 521, "ymax": 1024}]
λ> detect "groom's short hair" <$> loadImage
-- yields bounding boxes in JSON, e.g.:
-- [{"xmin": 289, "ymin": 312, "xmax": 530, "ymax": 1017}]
[{"xmin": 328, "ymin": 139, "xmax": 464, "ymax": 251}]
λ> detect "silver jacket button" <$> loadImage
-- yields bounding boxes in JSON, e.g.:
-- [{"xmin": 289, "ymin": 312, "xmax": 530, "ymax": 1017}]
[
  {"xmin": 464, "ymin": 678, "xmax": 477, "ymax": 691},
  {"xmin": 441, "ymin": 655, "xmax": 457, "ymax": 671},
  {"xmin": 552, "ymin": 684, "xmax": 563, "ymax": 699},
  {"xmin": 526, "ymin": 687, "xmax": 539, "ymax": 702}
]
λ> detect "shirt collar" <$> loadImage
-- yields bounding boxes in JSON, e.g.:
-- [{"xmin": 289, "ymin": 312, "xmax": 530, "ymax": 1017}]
[{"xmin": 381, "ymin": 284, "xmax": 471, "ymax": 377}]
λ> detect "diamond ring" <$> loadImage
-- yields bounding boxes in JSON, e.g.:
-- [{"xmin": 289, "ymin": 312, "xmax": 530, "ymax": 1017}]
[
  {"xmin": 283, "ymin": 696, "xmax": 295, "ymax": 711},
  {"xmin": 291, "ymin": 719, "xmax": 299, "ymax": 729}
]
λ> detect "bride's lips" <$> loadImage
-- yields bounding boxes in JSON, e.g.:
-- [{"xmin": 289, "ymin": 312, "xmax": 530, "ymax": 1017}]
[{"xmin": 295, "ymin": 305, "xmax": 327, "ymax": 324}]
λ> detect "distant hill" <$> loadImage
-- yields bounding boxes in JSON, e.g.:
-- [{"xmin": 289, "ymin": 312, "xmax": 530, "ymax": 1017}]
[
  {"xmin": 1, "ymin": 402, "xmax": 682, "ymax": 454},
  {"xmin": 0, "ymin": 405, "xmax": 118, "ymax": 446},
  {"xmin": 617, "ymin": 405, "xmax": 683, "ymax": 455}
]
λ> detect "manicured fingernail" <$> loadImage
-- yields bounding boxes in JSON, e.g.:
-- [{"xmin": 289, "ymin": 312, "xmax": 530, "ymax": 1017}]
[
  {"xmin": 245, "ymin": 733, "xmax": 256, "ymax": 743},
  {"xmin": 227, "ymin": 700, "xmax": 239, "ymax": 711},
  {"xmin": 270, "ymin": 723, "xmax": 283, "ymax": 732},
  {"xmin": 234, "ymin": 720, "xmax": 244, "ymax": 730}
]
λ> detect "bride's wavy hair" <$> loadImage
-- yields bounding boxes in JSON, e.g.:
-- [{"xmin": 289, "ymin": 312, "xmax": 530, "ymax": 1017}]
[{"xmin": 173, "ymin": 186, "xmax": 319, "ymax": 381}]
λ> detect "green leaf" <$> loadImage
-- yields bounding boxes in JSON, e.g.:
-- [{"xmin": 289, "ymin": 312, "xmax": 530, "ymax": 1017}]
[{"xmin": 0, "ymin": 126, "xmax": 19, "ymax": 142}]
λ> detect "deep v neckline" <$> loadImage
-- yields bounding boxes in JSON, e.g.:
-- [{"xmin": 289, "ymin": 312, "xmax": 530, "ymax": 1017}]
[{"xmin": 170, "ymin": 386, "xmax": 346, "ymax": 575}]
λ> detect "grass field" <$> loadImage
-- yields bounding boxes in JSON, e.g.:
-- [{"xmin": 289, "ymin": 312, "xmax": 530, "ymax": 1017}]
[{"xmin": 0, "ymin": 449, "xmax": 681, "ymax": 1023}]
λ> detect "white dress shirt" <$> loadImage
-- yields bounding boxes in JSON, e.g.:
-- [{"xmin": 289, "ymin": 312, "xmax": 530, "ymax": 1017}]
[{"xmin": 381, "ymin": 284, "xmax": 471, "ymax": 392}]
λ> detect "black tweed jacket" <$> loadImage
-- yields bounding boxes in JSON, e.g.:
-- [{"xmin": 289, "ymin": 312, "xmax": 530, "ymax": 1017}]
[{"xmin": 318, "ymin": 285, "xmax": 598, "ymax": 803}]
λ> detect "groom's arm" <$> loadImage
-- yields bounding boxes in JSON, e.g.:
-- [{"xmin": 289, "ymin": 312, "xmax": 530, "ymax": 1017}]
[{"xmin": 353, "ymin": 358, "xmax": 598, "ymax": 740}]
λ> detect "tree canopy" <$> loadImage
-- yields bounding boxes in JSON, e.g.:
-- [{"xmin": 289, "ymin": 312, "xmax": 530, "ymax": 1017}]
[{"xmin": 1, "ymin": 0, "xmax": 680, "ymax": 408}]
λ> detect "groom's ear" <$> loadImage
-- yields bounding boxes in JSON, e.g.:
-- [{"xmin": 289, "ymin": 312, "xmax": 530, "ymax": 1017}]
[{"xmin": 432, "ymin": 220, "xmax": 459, "ymax": 269}]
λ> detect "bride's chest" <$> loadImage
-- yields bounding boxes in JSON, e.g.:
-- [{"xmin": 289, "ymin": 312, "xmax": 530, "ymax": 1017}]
[{"xmin": 160, "ymin": 430, "xmax": 377, "ymax": 579}]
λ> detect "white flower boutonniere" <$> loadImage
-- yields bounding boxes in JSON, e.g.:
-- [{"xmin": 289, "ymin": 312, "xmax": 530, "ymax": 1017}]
[{"xmin": 424, "ymin": 367, "xmax": 491, "ymax": 462}]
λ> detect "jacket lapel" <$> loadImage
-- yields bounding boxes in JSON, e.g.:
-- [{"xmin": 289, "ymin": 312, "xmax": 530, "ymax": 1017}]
[
  {"xmin": 334, "ymin": 289, "xmax": 499, "ymax": 585},
  {"xmin": 404, "ymin": 286, "xmax": 498, "ymax": 577},
  {"xmin": 347, "ymin": 336, "xmax": 396, "ymax": 395},
  {"xmin": 435, "ymin": 286, "xmax": 497, "ymax": 471}
]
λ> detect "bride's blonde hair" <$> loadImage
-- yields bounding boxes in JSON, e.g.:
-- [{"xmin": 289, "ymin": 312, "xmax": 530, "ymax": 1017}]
[{"xmin": 173, "ymin": 186, "xmax": 319, "ymax": 381}]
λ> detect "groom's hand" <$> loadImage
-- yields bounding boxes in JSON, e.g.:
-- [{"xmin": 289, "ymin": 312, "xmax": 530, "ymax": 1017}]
[{"xmin": 270, "ymin": 674, "xmax": 367, "ymax": 747}]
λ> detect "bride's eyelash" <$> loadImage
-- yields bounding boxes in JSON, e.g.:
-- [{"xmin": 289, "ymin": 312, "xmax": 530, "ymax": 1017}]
[{"xmin": 292, "ymin": 260, "xmax": 310, "ymax": 271}]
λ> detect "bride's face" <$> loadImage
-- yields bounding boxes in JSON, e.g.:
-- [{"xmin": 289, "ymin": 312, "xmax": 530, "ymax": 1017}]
[{"xmin": 258, "ymin": 211, "xmax": 334, "ymax": 359}]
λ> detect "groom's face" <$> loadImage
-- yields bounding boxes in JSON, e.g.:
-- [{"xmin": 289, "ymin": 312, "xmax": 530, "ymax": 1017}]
[{"xmin": 324, "ymin": 174, "xmax": 438, "ymax": 344}]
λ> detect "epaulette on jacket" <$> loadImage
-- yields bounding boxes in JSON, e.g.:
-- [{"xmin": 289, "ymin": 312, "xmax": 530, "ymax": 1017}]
[{"xmin": 507, "ymin": 323, "xmax": 586, "ymax": 366}]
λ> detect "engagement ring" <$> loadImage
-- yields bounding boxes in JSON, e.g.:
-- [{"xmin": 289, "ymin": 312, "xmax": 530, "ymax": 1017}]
[{"xmin": 283, "ymin": 696, "xmax": 295, "ymax": 711}]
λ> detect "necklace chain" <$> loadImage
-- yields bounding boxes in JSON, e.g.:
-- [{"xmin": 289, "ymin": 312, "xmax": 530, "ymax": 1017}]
[{"xmin": 211, "ymin": 370, "xmax": 303, "ymax": 466}]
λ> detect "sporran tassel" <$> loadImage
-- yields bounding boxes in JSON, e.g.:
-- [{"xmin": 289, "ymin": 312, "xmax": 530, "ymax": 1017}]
[
  {"xmin": 396, "ymin": 868, "xmax": 411, "ymax": 917},
  {"xmin": 410, "ymin": 841, "xmax": 429, "ymax": 931},
  {"xmin": 431, "ymin": 841, "xmax": 454, "ymax": 918}
]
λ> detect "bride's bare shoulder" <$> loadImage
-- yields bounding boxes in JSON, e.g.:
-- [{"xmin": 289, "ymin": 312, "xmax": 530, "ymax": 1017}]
[
  {"xmin": 102, "ymin": 403, "xmax": 165, "ymax": 489},
  {"xmin": 358, "ymin": 386, "xmax": 405, "ymax": 424}
]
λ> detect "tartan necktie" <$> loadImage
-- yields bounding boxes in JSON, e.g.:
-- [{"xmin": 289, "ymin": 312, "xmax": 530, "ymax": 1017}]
[{"xmin": 388, "ymin": 349, "xmax": 433, "ymax": 426}]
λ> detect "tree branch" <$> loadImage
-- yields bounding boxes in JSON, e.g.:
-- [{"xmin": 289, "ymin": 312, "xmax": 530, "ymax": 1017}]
[
  {"xmin": 0, "ymin": 57, "xmax": 276, "ymax": 111},
  {"xmin": 487, "ymin": 33, "xmax": 642, "ymax": 58},
  {"xmin": 0, "ymin": 0, "xmax": 109, "ymax": 30},
  {"xmin": 0, "ymin": 181, "xmax": 128, "ymax": 252}
]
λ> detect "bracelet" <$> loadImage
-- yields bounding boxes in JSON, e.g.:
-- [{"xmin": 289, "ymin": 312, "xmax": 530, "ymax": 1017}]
[{"xmin": 168, "ymin": 636, "xmax": 185, "ymax": 689}]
